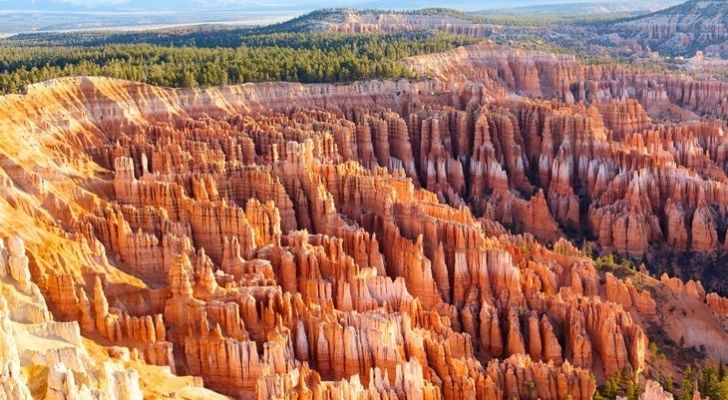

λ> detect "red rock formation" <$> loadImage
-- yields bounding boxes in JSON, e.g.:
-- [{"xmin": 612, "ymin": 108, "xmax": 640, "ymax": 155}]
[
  {"xmin": 5, "ymin": 40, "xmax": 728, "ymax": 398},
  {"xmin": 707, "ymin": 292, "xmax": 728, "ymax": 315},
  {"xmin": 640, "ymin": 380, "xmax": 675, "ymax": 400},
  {"xmin": 605, "ymin": 273, "xmax": 656, "ymax": 315},
  {"xmin": 661, "ymin": 273, "xmax": 706, "ymax": 301},
  {"xmin": 598, "ymin": 100, "xmax": 652, "ymax": 140}
]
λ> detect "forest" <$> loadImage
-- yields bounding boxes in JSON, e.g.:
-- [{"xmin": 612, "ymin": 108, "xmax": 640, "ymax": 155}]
[{"xmin": 0, "ymin": 31, "xmax": 478, "ymax": 94}]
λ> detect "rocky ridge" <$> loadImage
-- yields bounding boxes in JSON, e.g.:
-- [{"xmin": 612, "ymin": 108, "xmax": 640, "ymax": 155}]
[{"xmin": 611, "ymin": 0, "xmax": 728, "ymax": 57}]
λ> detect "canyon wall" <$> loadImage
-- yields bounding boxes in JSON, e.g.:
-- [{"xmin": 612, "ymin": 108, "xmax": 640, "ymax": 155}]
[{"xmin": 1, "ymin": 42, "xmax": 727, "ymax": 399}]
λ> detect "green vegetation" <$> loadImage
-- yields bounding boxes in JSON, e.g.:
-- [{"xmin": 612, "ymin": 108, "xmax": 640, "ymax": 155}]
[
  {"xmin": 580, "ymin": 241, "xmax": 642, "ymax": 278},
  {"xmin": 696, "ymin": 364, "xmax": 728, "ymax": 400},
  {"xmin": 670, "ymin": 364, "xmax": 728, "ymax": 400},
  {"xmin": 594, "ymin": 370, "xmax": 640, "ymax": 400},
  {"xmin": 469, "ymin": 10, "xmax": 639, "ymax": 26},
  {"xmin": 681, "ymin": 366, "xmax": 696, "ymax": 400},
  {"xmin": 594, "ymin": 365, "xmax": 728, "ymax": 400},
  {"xmin": 0, "ymin": 32, "xmax": 478, "ymax": 94},
  {"xmin": 645, "ymin": 335, "xmax": 728, "ymax": 400},
  {"xmin": 330, "ymin": 7, "xmax": 635, "ymax": 27}
]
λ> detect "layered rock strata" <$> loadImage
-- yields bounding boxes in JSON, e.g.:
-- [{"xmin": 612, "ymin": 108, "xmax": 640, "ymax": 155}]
[{"xmin": 1, "ymin": 41, "xmax": 728, "ymax": 399}]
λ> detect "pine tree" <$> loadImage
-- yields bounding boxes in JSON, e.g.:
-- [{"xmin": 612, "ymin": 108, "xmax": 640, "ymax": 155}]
[{"xmin": 681, "ymin": 366, "xmax": 695, "ymax": 400}]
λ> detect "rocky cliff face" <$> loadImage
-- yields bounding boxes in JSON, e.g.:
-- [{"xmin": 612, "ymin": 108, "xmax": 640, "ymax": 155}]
[
  {"xmin": 323, "ymin": 10, "xmax": 495, "ymax": 37},
  {"xmin": 1, "ymin": 42, "xmax": 728, "ymax": 399},
  {"xmin": 403, "ymin": 42, "xmax": 728, "ymax": 258},
  {"xmin": 0, "ymin": 235, "xmax": 220, "ymax": 400},
  {"xmin": 315, "ymin": 6, "xmax": 728, "ymax": 60},
  {"xmin": 611, "ymin": 0, "xmax": 728, "ymax": 57}
]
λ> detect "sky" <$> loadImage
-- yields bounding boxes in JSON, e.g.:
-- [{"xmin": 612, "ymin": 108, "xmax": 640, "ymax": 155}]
[{"xmin": 0, "ymin": 0, "xmax": 672, "ymax": 12}]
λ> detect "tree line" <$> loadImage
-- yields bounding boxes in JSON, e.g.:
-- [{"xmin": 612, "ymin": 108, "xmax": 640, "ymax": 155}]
[
  {"xmin": 0, "ymin": 32, "xmax": 478, "ymax": 94},
  {"xmin": 594, "ymin": 363, "xmax": 728, "ymax": 400}
]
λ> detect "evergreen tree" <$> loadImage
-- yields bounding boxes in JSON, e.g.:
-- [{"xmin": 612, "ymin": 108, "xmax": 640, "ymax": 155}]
[
  {"xmin": 681, "ymin": 366, "xmax": 695, "ymax": 400},
  {"xmin": 0, "ymin": 32, "xmax": 478, "ymax": 94}
]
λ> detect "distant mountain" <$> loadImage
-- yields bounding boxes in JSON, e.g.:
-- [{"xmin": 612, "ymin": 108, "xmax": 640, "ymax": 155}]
[
  {"xmin": 0, "ymin": 0, "xmax": 685, "ymax": 36},
  {"xmin": 0, "ymin": 0, "xmax": 319, "ymax": 12},
  {"xmin": 0, "ymin": 0, "xmax": 86, "ymax": 11},
  {"xmin": 612, "ymin": 0, "xmax": 728, "ymax": 57},
  {"xmin": 0, "ymin": 0, "xmax": 685, "ymax": 13},
  {"xmin": 354, "ymin": 0, "xmax": 513, "ymax": 11},
  {"xmin": 0, "ymin": 0, "xmax": 343, "ymax": 11},
  {"xmin": 486, "ymin": 0, "xmax": 683, "ymax": 15},
  {"xmin": 0, "ymin": 1, "xmax": 318, "ymax": 34}
]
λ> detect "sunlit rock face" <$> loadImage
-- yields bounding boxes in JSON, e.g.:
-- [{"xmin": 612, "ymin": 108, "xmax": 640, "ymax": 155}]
[{"xmin": 2, "ymin": 41, "xmax": 728, "ymax": 399}]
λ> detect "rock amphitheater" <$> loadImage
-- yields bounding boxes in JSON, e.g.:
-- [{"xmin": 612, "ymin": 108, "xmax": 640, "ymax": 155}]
[{"xmin": 1, "ymin": 41, "xmax": 728, "ymax": 399}]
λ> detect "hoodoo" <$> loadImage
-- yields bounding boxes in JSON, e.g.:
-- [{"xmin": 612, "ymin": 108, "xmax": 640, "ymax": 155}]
[{"xmin": 2, "ymin": 6, "xmax": 728, "ymax": 399}]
